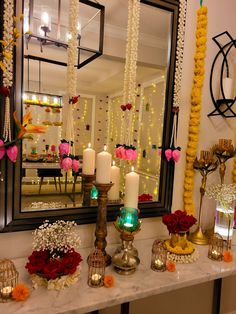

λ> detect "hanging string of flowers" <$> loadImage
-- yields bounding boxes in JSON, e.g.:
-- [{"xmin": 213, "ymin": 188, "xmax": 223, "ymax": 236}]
[
  {"xmin": 183, "ymin": 4, "xmax": 208, "ymax": 216},
  {"xmin": 116, "ymin": 0, "xmax": 140, "ymax": 161},
  {"xmin": 64, "ymin": 0, "xmax": 79, "ymax": 149}
]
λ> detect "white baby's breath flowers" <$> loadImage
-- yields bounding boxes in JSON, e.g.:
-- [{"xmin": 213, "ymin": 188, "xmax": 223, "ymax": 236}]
[
  {"xmin": 32, "ymin": 220, "xmax": 81, "ymax": 255},
  {"xmin": 206, "ymin": 184, "xmax": 236, "ymax": 211}
]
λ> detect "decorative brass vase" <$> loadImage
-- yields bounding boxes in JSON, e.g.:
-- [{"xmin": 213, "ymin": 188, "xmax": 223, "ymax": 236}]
[
  {"xmin": 189, "ymin": 151, "xmax": 218, "ymax": 245},
  {"xmin": 94, "ymin": 182, "xmax": 113, "ymax": 266},
  {"xmin": 82, "ymin": 174, "xmax": 96, "ymax": 207},
  {"xmin": 170, "ymin": 232, "xmax": 188, "ymax": 250}
]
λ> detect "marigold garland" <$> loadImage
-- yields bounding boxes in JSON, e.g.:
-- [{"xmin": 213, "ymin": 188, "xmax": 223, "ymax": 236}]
[
  {"xmin": 104, "ymin": 275, "xmax": 115, "ymax": 288},
  {"xmin": 12, "ymin": 284, "xmax": 30, "ymax": 301},
  {"xmin": 183, "ymin": 6, "xmax": 208, "ymax": 216}
]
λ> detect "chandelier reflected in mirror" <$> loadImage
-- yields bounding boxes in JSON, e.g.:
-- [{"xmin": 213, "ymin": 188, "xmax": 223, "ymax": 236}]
[{"xmin": 24, "ymin": 0, "xmax": 105, "ymax": 69}]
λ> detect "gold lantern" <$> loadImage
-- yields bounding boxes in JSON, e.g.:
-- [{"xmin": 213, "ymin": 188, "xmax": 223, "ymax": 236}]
[
  {"xmin": 0, "ymin": 259, "xmax": 19, "ymax": 302},
  {"xmin": 151, "ymin": 240, "xmax": 167, "ymax": 272},
  {"xmin": 87, "ymin": 249, "xmax": 105, "ymax": 288},
  {"xmin": 208, "ymin": 233, "xmax": 224, "ymax": 261}
]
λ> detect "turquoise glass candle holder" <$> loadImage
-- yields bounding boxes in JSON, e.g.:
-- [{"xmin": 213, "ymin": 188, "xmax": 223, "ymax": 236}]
[
  {"xmin": 91, "ymin": 185, "xmax": 98, "ymax": 200},
  {"xmin": 117, "ymin": 207, "xmax": 140, "ymax": 232}
]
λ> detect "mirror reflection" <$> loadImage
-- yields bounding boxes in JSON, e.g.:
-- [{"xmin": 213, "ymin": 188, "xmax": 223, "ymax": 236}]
[{"xmin": 21, "ymin": 0, "xmax": 172, "ymax": 212}]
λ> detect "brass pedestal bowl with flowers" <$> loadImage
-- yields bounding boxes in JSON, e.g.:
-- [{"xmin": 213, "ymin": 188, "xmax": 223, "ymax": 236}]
[
  {"xmin": 162, "ymin": 210, "xmax": 198, "ymax": 263},
  {"xmin": 25, "ymin": 220, "xmax": 82, "ymax": 290}
]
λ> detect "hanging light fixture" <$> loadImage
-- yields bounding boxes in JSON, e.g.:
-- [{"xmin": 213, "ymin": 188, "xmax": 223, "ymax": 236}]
[{"xmin": 24, "ymin": 0, "xmax": 105, "ymax": 69}]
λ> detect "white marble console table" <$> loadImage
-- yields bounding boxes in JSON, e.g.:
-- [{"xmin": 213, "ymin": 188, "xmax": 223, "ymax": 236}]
[{"xmin": 0, "ymin": 238, "xmax": 235, "ymax": 314}]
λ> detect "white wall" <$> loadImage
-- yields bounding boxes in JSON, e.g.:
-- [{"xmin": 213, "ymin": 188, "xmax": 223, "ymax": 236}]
[{"xmin": 0, "ymin": 0, "xmax": 236, "ymax": 313}]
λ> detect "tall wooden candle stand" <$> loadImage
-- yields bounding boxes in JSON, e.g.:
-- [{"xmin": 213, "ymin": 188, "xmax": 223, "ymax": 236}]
[
  {"xmin": 94, "ymin": 182, "xmax": 113, "ymax": 266},
  {"xmin": 82, "ymin": 174, "xmax": 96, "ymax": 207}
]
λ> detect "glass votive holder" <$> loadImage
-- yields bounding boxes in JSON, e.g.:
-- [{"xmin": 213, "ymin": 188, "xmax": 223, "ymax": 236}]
[
  {"xmin": 117, "ymin": 207, "xmax": 140, "ymax": 232},
  {"xmin": 87, "ymin": 248, "xmax": 105, "ymax": 288},
  {"xmin": 208, "ymin": 233, "xmax": 223, "ymax": 261},
  {"xmin": 151, "ymin": 240, "xmax": 167, "ymax": 272}
]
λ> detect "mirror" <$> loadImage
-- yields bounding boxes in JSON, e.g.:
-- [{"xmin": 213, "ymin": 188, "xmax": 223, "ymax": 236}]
[
  {"xmin": 21, "ymin": 0, "xmax": 171, "ymax": 212},
  {"xmin": 0, "ymin": 0, "xmax": 183, "ymax": 231}
]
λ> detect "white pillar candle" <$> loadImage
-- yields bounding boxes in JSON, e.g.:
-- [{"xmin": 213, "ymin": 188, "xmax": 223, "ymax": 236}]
[
  {"xmin": 108, "ymin": 161, "xmax": 120, "ymax": 201},
  {"xmin": 96, "ymin": 145, "xmax": 112, "ymax": 184},
  {"xmin": 82, "ymin": 143, "xmax": 95, "ymax": 175},
  {"xmin": 222, "ymin": 77, "xmax": 233, "ymax": 99},
  {"xmin": 124, "ymin": 167, "xmax": 140, "ymax": 209}
]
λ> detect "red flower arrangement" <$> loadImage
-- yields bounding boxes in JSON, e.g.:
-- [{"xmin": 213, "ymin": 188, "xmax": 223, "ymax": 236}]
[
  {"xmin": 138, "ymin": 193, "xmax": 153, "ymax": 202},
  {"xmin": 26, "ymin": 249, "xmax": 82, "ymax": 280},
  {"xmin": 162, "ymin": 210, "xmax": 197, "ymax": 234}
]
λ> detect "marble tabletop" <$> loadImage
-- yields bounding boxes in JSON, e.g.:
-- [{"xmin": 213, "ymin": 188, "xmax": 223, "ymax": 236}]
[{"xmin": 0, "ymin": 238, "xmax": 236, "ymax": 314}]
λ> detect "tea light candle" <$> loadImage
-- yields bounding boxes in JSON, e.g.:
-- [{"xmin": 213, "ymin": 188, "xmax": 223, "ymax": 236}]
[
  {"xmin": 108, "ymin": 161, "xmax": 120, "ymax": 201},
  {"xmin": 1, "ymin": 286, "xmax": 13, "ymax": 299},
  {"xmin": 124, "ymin": 167, "xmax": 140, "ymax": 209},
  {"xmin": 154, "ymin": 259, "xmax": 164, "ymax": 270},
  {"xmin": 211, "ymin": 249, "xmax": 221, "ymax": 260},
  {"xmin": 96, "ymin": 145, "xmax": 112, "ymax": 184},
  {"xmin": 91, "ymin": 273, "xmax": 102, "ymax": 286},
  {"xmin": 83, "ymin": 143, "xmax": 95, "ymax": 175},
  {"xmin": 222, "ymin": 77, "xmax": 233, "ymax": 99}
]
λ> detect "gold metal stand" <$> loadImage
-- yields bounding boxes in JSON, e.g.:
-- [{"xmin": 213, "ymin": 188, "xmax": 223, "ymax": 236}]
[
  {"xmin": 94, "ymin": 182, "xmax": 113, "ymax": 266},
  {"xmin": 82, "ymin": 174, "xmax": 96, "ymax": 207}
]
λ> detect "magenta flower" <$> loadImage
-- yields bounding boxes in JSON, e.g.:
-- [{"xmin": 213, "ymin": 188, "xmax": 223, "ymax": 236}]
[
  {"xmin": 72, "ymin": 159, "xmax": 80, "ymax": 173},
  {"xmin": 61, "ymin": 157, "xmax": 73, "ymax": 172},
  {"xmin": 0, "ymin": 139, "xmax": 6, "ymax": 160},
  {"xmin": 59, "ymin": 142, "xmax": 69, "ymax": 156},
  {"xmin": 165, "ymin": 149, "xmax": 172, "ymax": 162},
  {"xmin": 7, "ymin": 145, "xmax": 18, "ymax": 163},
  {"xmin": 115, "ymin": 146, "xmax": 122, "ymax": 158},
  {"xmin": 172, "ymin": 149, "xmax": 181, "ymax": 163}
]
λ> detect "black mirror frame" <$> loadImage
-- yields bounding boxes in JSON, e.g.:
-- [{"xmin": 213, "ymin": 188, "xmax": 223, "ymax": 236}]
[{"xmin": 0, "ymin": 0, "xmax": 185, "ymax": 232}]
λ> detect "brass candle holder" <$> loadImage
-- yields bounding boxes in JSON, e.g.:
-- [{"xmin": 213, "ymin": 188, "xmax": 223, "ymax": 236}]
[
  {"xmin": 189, "ymin": 151, "xmax": 218, "ymax": 245},
  {"xmin": 94, "ymin": 182, "xmax": 113, "ymax": 266},
  {"xmin": 212, "ymin": 139, "xmax": 236, "ymax": 184},
  {"xmin": 82, "ymin": 174, "xmax": 96, "ymax": 207}
]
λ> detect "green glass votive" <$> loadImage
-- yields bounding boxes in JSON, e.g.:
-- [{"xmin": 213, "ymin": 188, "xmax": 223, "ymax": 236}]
[{"xmin": 118, "ymin": 207, "xmax": 140, "ymax": 232}]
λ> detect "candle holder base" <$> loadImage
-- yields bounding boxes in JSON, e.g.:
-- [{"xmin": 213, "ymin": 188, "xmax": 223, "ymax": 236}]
[
  {"xmin": 189, "ymin": 226, "xmax": 209, "ymax": 245},
  {"xmin": 94, "ymin": 182, "xmax": 113, "ymax": 267}
]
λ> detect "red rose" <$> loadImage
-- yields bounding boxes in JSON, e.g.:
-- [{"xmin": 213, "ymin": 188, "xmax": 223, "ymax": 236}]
[
  {"xmin": 162, "ymin": 214, "xmax": 178, "ymax": 234},
  {"xmin": 179, "ymin": 215, "xmax": 197, "ymax": 232},
  {"xmin": 174, "ymin": 210, "xmax": 186, "ymax": 217},
  {"xmin": 25, "ymin": 250, "xmax": 49, "ymax": 274},
  {"xmin": 0, "ymin": 86, "xmax": 10, "ymax": 97},
  {"xmin": 61, "ymin": 251, "xmax": 82, "ymax": 275},
  {"xmin": 43, "ymin": 259, "xmax": 62, "ymax": 280}
]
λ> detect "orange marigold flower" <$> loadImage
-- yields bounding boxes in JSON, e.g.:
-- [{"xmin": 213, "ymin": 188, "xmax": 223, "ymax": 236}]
[
  {"xmin": 104, "ymin": 275, "xmax": 115, "ymax": 288},
  {"xmin": 166, "ymin": 261, "xmax": 176, "ymax": 272},
  {"xmin": 223, "ymin": 251, "xmax": 233, "ymax": 263},
  {"xmin": 12, "ymin": 284, "xmax": 30, "ymax": 301}
]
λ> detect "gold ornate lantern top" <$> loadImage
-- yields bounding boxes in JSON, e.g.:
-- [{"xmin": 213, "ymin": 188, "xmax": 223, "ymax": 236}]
[{"xmin": 0, "ymin": 259, "xmax": 19, "ymax": 302}]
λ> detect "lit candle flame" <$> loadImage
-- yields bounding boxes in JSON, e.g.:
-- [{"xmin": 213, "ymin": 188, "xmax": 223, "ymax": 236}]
[
  {"xmin": 104, "ymin": 145, "xmax": 107, "ymax": 151},
  {"xmin": 88, "ymin": 143, "xmax": 91, "ymax": 148},
  {"xmin": 131, "ymin": 166, "xmax": 134, "ymax": 172},
  {"xmin": 112, "ymin": 161, "xmax": 115, "ymax": 166}
]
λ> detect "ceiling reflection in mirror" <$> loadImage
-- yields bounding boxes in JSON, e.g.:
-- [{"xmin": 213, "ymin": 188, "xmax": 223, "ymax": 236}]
[{"xmin": 21, "ymin": 0, "xmax": 172, "ymax": 212}]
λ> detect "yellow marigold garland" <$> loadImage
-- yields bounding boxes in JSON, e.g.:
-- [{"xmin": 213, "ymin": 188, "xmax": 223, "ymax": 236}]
[{"xmin": 183, "ymin": 6, "xmax": 208, "ymax": 216}]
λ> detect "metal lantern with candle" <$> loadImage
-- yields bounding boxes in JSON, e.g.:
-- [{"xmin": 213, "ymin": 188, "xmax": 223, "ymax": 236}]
[
  {"xmin": 208, "ymin": 233, "xmax": 224, "ymax": 261},
  {"xmin": 0, "ymin": 259, "xmax": 19, "ymax": 302},
  {"xmin": 88, "ymin": 249, "xmax": 106, "ymax": 288},
  {"xmin": 112, "ymin": 207, "xmax": 141, "ymax": 275},
  {"xmin": 151, "ymin": 240, "xmax": 167, "ymax": 272}
]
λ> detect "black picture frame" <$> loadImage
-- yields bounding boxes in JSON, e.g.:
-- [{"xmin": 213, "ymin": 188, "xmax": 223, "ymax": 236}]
[{"xmin": 0, "ymin": 0, "xmax": 180, "ymax": 232}]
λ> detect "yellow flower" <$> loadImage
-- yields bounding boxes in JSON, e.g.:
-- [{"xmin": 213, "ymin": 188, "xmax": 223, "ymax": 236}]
[
  {"xmin": 0, "ymin": 61, "xmax": 6, "ymax": 72},
  {"xmin": 196, "ymin": 37, "xmax": 207, "ymax": 46},
  {"xmin": 186, "ymin": 148, "xmax": 197, "ymax": 157},
  {"xmin": 198, "ymin": 6, "xmax": 208, "ymax": 15},
  {"xmin": 3, "ymin": 51, "xmax": 12, "ymax": 60},
  {"xmin": 189, "ymin": 118, "xmax": 200, "ymax": 127},
  {"xmin": 196, "ymin": 29, "xmax": 207, "ymax": 38}
]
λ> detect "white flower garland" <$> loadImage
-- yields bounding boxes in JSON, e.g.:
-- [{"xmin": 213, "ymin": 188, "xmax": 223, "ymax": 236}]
[
  {"xmin": 167, "ymin": 250, "xmax": 199, "ymax": 264},
  {"xmin": 2, "ymin": 0, "xmax": 14, "ymax": 142},
  {"xmin": 122, "ymin": 0, "xmax": 140, "ymax": 145},
  {"xmin": 64, "ymin": 0, "xmax": 79, "ymax": 146}
]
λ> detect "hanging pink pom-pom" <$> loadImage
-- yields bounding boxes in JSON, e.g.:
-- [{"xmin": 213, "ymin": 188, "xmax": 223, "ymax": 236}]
[
  {"xmin": 6, "ymin": 145, "xmax": 18, "ymax": 163},
  {"xmin": 165, "ymin": 149, "xmax": 172, "ymax": 162},
  {"xmin": 172, "ymin": 149, "xmax": 181, "ymax": 163},
  {"xmin": 115, "ymin": 146, "xmax": 122, "ymax": 159},
  {"xmin": 125, "ymin": 148, "xmax": 133, "ymax": 160},
  {"xmin": 61, "ymin": 157, "xmax": 73, "ymax": 172},
  {"xmin": 59, "ymin": 142, "xmax": 69, "ymax": 156},
  {"xmin": 72, "ymin": 159, "xmax": 80, "ymax": 173},
  {"xmin": 0, "ymin": 140, "xmax": 6, "ymax": 160},
  {"xmin": 120, "ymin": 146, "xmax": 127, "ymax": 160}
]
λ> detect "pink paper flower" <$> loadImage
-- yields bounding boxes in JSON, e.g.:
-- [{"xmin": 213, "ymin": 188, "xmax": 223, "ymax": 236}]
[
  {"xmin": 165, "ymin": 149, "xmax": 172, "ymax": 162},
  {"xmin": 131, "ymin": 149, "xmax": 137, "ymax": 161},
  {"xmin": 115, "ymin": 146, "xmax": 122, "ymax": 159},
  {"xmin": 72, "ymin": 159, "xmax": 80, "ymax": 173},
  {"xmin": 125, "ymin": 149, "xmax": 133, "ymax": 160},
  {"xmin": 172, "ymin": 149, "xmax": 181, "ymax": 163},
  {"xmin": 7, "ymin": 145, "xmax": 18, "ymax": 163},
  {"xmin": 61, "ymin": 157, "xmax": 73, "ymax": 172},
  {"xmin": 0, "ymin": 139, "xmax": 6, "ymax": 160},
  {"xmin": 59, "ymin": 142, "xmax": 69, "ymax": 156},
  {"xmin": 120, "ymin": 146, "xmax": 127, "ymax": 160}
]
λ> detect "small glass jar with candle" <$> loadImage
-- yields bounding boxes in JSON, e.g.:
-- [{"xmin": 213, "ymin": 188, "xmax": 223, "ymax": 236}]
[
  {"xmin": 151, "ymin": 240, "xmax": 167, "ymax": 272},
  {"xmin": 87, "ymin": 249, "xmax": 105, "ymax": 288},
  {"xmin": 117, "ymin": 207, "xmax": 140, "ymax": 233},
  {"xmin": 208, "ymin": 233, "xmax": 223, "ymax": 261},
  {"xmin": 0, "ymin": 259, "xmax": 19, "ymax": 302}
]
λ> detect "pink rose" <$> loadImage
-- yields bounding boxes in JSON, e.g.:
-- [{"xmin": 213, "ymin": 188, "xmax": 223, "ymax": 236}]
[
  {"xmin": 61, "ymin": 157, "xmax": 72, "ymax": 171},
  {"xmin": 0, "ymin": 140, "xmax": 6, "ymax": 160},
  {"xmin": 7, "ymin": 145, "xmax": 18, "ymax": 162}
]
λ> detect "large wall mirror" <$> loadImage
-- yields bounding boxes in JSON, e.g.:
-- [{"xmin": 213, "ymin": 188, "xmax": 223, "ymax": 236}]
[{"xmin": 0, "ymin": 0, "xmax": 185, "ymax": 231}]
